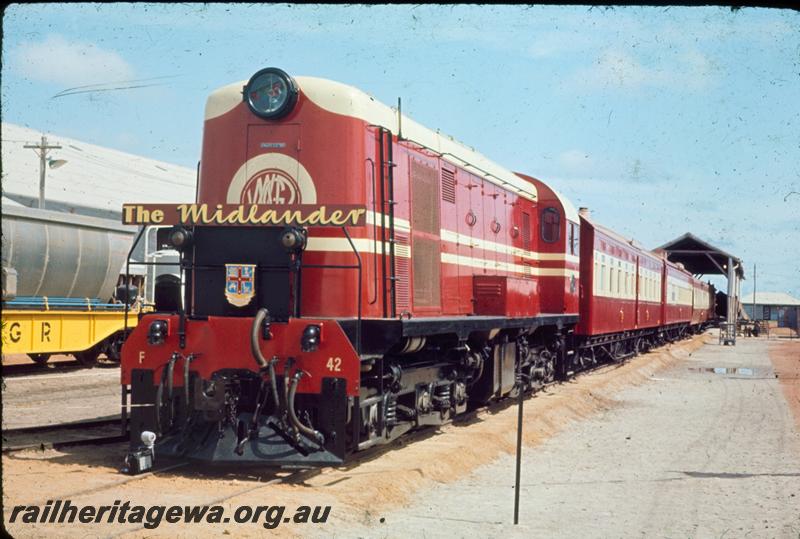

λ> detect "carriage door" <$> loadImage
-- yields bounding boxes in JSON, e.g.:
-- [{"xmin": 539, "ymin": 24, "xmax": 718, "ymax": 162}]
[{"xmin": 409, "ymin": 157, "xmax": 441, "ymax": 313}]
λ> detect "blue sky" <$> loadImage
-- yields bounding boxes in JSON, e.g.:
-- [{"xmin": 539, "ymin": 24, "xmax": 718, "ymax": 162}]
[{"xmin": 2, "ymin": 4, "xmax": 798, "ymax": 297}]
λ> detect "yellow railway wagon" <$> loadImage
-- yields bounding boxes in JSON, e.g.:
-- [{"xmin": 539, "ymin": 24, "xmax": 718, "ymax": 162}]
[{"xmin": 2, "ymin": 299, "xmax": 141, "ymax": 366}]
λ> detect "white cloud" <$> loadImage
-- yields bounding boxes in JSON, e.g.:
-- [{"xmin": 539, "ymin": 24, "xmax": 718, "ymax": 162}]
[
  {"xmin": 586, "ymin": 50, "xmax": 652, "ymax": 88},
  {"xmin": 557, "ymin": 149, "xmax": 594, "ymax": 174},
  {"xmin": 571, "ymin": 47, "xmax": 714, "ymax": 91},
  {"xmin": 12, "ymin": 35, "xmax": 134, "ymax": 87},
  {"xmin": 528, "ymin": 30, "xmax": 598, "ymax": 59}
]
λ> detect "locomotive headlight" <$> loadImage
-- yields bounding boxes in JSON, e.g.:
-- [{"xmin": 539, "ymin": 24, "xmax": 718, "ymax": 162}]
[
  {"xmin": 301, "ymin": 324, "xmax": 321, "ymax": 352},
  {"xmin": 147, "ymin": 319, "xmax": 169, "ymax": 345},
  {"xmin": 244, "ymin": 67, "xmax": 298, "ymax": 120},
  {"xmin": 168, "ymin": 225, "xmax": 193, "ymax": 251},
  {"xmin": 280, "ymin": 226, "xmax": 307, "ymax": 253}
]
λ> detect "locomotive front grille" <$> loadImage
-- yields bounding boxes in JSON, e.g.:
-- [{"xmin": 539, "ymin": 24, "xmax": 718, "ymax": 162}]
[{"xmin": 190, "ymin": 226, "xmax": 292, "ymax": 319}]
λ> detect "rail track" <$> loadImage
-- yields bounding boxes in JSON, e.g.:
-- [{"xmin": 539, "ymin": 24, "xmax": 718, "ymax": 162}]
[
  {"xmin": 1, "ymin": 359, "xmax": 119, "ymax": 378},
  {"xmin": 0, "ymin": 343, "xmax": 645, "ymax": 457},
  {"xmin": 2, "ymin": 417, "xmax": 125, "ymax": 453}
]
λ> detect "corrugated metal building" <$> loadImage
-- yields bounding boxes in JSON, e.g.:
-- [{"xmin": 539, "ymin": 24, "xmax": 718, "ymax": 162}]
[
  {"xmin": 741, "ymin": 292, "xmax": 800, "ymax": 328},
  {"xmin": 1, "ymin": 122, "xmax": 196, "ymax": 220}
]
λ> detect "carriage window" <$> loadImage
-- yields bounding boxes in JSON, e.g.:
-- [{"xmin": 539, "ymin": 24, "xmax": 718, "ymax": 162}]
[
  {"xmin": 600, "ymin": 257, "xmax": 606, "ymax": 293},
  {"xmin": 568, "ymin": 222, "xmax": 579, "ymax": 254},
  {"xmin": 541, "ymin": 207, "xmax": 560, "ymax": 243},
  {"xmin": 568, "ymin": 223, "xmax": 574, "ymax": 252},
  {"xmin": 610, "ymin": 266, "xmax": 616, "ymax": 294},
  {"xmin": 594, "ymin": 259, "xmax": 599, "ymax": 290}
]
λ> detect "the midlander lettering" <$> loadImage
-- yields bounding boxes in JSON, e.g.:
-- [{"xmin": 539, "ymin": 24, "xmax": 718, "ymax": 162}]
[{"xmin": 122, "ymin": 204, "xmax": 367, "ymax": 227}]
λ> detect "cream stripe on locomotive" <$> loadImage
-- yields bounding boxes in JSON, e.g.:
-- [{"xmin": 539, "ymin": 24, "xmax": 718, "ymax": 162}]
[
  {"xmin": 306, "ymin": 238, "xmax": 578, "ymax": 278},
  {"xmin": 364, "ymin": 212, "xmax": 412, "ymax": 233},
  {"xmin": 440, "ymin": 252, "xmax": 579, "ymax": 279},
  {"xmin": 440, "ymin": 229, "xmax": 579, "ymax": 264},
  {"xmin": 307, "ymin": 233, "xmax": 581, "ymax": 279},
  {"xmin": 345, "ymin": 216, "xmax": 580, "ymax": 264},
  {"xmin": 667, "ymin": 276, "xmax": 694, "ymax": 306},
  {"xmin": 306, "ymin": 237, "xmax": 410, "ymax": 255}
]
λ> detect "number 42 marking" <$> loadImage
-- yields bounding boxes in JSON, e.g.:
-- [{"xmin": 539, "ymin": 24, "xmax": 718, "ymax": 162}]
[{"xmin": 326, "ymin": 357, "xmax": 342, "ymax": 372}]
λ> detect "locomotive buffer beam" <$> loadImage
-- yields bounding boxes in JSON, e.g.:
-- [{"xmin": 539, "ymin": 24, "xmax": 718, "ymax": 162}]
[{"xmin": 127, "ymin": 368, "xmax": 348, "ymax": 468}]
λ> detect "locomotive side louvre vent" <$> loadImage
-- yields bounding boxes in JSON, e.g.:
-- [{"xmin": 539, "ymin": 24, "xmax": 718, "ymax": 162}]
[
  {"xmin": 474, "ymin": 281, "xmax": 503, "ymax": 298},
  {"xmin": 441, "ymin": 168, "xmax": 456, "ymax": 204},
  {"xmin": 411, "ymin": 159, "xmax": 440, "ymax": 235},
  {"xmin": 394, "ymin": 233, "xmax": 411, "ymax": 311},
  {"xmin": 410, "ymin": 158, "xmax": 442, "ymax": 308},
  {"xmin": 522, "ymin": 212, "xmax": 531, "ymax": 251},
  {"xmin": 412, "ymin": 236, "xmax": 441, "ymax": 307}
]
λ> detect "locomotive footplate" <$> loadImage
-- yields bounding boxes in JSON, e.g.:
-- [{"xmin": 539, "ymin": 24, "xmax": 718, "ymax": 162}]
[
  {"xmin": 125, "ymin": 367, "xmax": 348, "ymax": 470},
  {"xmin": 153, "ymin": 413, "xmax": 345, "ymax": 467}
]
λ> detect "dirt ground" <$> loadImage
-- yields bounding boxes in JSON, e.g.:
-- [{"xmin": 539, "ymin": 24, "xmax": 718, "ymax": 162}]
[
  {"xmin": 769, "ymin": 339, "xmax": 800, "ymax": 430},
  {"xmin": 4, "ymin": 332, "xmax": 797, "ymax": 538},
  {"xmin": 336, "ymin": 335, "xmax": 800, "ymax": 538},
  {"xmin": 2, "ymin": 365, "xmax": 120, "ymax": 429},
  {"xmin": 2, "ymin": 354, "xmax": 80, "ymax": 366}
]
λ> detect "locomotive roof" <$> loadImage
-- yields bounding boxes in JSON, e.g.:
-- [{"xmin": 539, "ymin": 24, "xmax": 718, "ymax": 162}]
[
  {"xmin": 205, "ymin": 75, "xmax": 539, "ymax": 202},
  {"xmin": 516, "ymin": 174, "xmax": 580, "ymax": 223},
  {"xmin": 546, "ymin": 186, "xmax": 580, "ymax": 224}
]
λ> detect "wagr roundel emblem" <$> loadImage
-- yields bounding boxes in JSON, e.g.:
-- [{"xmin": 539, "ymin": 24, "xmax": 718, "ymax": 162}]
[
  {"xmin": 226, "ymin": 153, "xmax": 317, "ymax": 205},
  {"xmin": 240, "ymin": 168, "xmax": 300, "ymax": 204},
  {"xmin": 225, "ymin": 264, "xmax": 256, "ymax": 307}
]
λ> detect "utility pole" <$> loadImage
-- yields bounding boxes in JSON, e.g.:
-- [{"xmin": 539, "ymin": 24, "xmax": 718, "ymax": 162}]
[
  {"xmin": 513, "ymin": 368, "xmax": 524, "ymax": 525},
  {"xmin": 24, "ymin": 135, "xmax": 62, "ymax": 209},
  {"xmin": 752, "ymin": 264, "xmax": 757, "ymax": 323}
]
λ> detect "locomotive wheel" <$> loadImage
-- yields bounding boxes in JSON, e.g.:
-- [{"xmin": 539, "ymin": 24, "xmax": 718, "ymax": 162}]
[
  {"xmin": 28, "ymin": 353, "xmax": 51, "ymax": 365},
  {"xmin": 542, "ymin": 350, "xmax": 556, "ymax": 383},
  {"xmin": 74, "ymin": 344, "xmax": 102, "ymax": 367}
]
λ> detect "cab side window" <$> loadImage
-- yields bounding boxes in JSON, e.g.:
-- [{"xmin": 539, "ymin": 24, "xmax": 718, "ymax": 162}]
[
  {"xmin": 568, "ymin": 221, "xmax": 580, "ymax": 254},
  {"xmin": 541, "ymin": 207, "xmax": 560, "ymax": 243}
]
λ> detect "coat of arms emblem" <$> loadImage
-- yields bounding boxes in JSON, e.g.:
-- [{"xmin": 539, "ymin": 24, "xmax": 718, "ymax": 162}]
[{"xmin": 225, "ymin": 264, "xmax": 256, "ymax": 307}]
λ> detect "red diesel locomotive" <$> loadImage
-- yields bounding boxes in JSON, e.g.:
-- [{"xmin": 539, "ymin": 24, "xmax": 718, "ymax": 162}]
[{"xmin": 120, "ymin": 68, "xmax": 713, "ymax": 472}]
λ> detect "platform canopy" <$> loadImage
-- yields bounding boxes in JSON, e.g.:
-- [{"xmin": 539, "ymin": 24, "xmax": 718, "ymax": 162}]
[{"xmin": 654, "ymin": 233, "xmax": 745, "ymax": 280}]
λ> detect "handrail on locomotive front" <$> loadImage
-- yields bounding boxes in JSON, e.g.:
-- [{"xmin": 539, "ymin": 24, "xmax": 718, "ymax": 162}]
[
  {"xmin": 291, "ymin": 225, "xmax": 363, "ymax": 356},
  {"xmin": 123, "ymin": 226, "xmax": 183, "ymax": 335},
  {"xmin": 123, "ymin": 224, "xmax": 365, "ymax": 356},
  {"xmin": 123, "ymin": 226, "xmax": 146, "ymax": 336}
]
